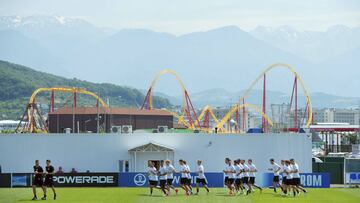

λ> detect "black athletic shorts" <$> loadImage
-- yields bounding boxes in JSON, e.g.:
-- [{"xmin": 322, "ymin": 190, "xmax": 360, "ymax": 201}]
[
  {"xmin": 293, "ymin": 178, "xmax": 300, "ymax": 185},
  {"xmin": 273, "ymin": 176, "xmax": 280, "ymax": 183},
  {"xmin": 44, "ymin": 177, "xmax": 53, "ymax": 187},
  {"xmin": 180, "ymin": 178, "xmax": 188, "ymax": 185},
  {"xmin": 228, "ymin": 178, "xmax": 235, "ymax": 185},
  {"xmin": 249, "ymin": 177, "xmax": 255, "ymax": 184},
  {"xmin": 282, "ymin": 177, "xmax": 287, "ymax": 185},
  {"xmin": 224, "ymin": 177, "xmax": 229, "ymax": 185},
  {"xmin": 287, "ymin": 178, "xmax": 294, "ymax": 185},
  {"xmin": 167, "ymin": 179, "xmax": 173, "ymax": 185},
  {"xmin": 235, "ymin": 178, "xmax": 242, "ymax": 186},
  {"xmin": 33, "ymin": 178, "xmax": 43, "ymax": 187},
  {"xmin": 186, "ymin": 178, "xmax": 191, "ymax": 185},
  {"xmin": 196, "ymin": 178, "xmax": 207, "ymax": 185},
  {"xmin": 149, "ymin": 180, "xmax": 158, "ymax": 186},
  {"xmin": 159, "ymin": 180, "xmax": 167, "ymax": 188},
  {"xmin": 242, "ymin": 177, "xmax": 249, "ymax": 184}
]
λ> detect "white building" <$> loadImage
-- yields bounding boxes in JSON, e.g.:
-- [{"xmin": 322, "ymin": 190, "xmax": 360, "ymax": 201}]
[{"xmin": 0, "ymin": 133, "xmax": 312, "ymax": 174}]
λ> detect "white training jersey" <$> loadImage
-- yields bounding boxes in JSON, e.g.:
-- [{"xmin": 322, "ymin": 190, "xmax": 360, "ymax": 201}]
[
  {"xmin": 166, "ymin": 164, "xmax": 175, "ymax": 179},
  {"xmin": 197, "ymin": 165, "xmax": 205, "ymax": 179},
  {"xmin": 248, "ymin": 164, "xmax": 257, "ymax": 177},
  {"xmin": 234, "ymin": 164, "xmax": 241, "ymax": 179},
  {"xmin": 159, "ymin": 166, "xmax": 167, "ymax": 180},
  {"xmin": 186, "ymin": 164, "xmax": 192, "ymax": 179},
  {"xmin": 148, "ymin": 166, "xmax": 158, "ymax": 181},
  {"xmin": 281, "ymin": 164, "xmax": 287, "ymax": 177},
  {"xmin": 180, "ymin": 164, "xmax": 188, "ymax": 178},
  {"xmin": 226, "ymin": 165, "xmax": 236, "ymax": 179},
  {"xmin": 238, "ymin": 164, "xmax": 244, "ymax": 178},
  {"xmin": 292, "ymin": 163, "xmax": 300, "ymax": 178},
  {"xmin": 285, "ymin": 165, "xmax": 293, "ymax": 179},
  {"xmin": 242, "ymin": 164, "xmax": 250, "ymax": 177},
  {"xmin": 270, "ymin": 163, "xmax": 281, "ymax": 176}
]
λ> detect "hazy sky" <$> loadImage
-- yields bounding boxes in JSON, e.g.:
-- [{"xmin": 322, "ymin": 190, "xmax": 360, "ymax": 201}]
[{"xmin": 0, "ymin": 0, "xmax": 359, "ymax": 34}]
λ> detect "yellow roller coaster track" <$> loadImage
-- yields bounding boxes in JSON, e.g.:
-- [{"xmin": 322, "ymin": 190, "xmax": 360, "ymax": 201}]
[
  {"xmin": 145, "ymin": 69, "xmax": 201, "ymax": 129},
  {"xmin": 196, "ymin": 105, "xmax": 220, "ymax": 125},
  {"xmin": 25, "ymin": 87, "xmax": 108, "ymax": 133},
  {"xmin": 240, "ymin": 63, "xmax": 313, "ymax": 128},
  {"xmin": 148, "ymin": 69, "xmax": 187, "ymax": 110},
  {"xmin": 216, "ymin": 103, "xmax": 274, "ymax": 133}
]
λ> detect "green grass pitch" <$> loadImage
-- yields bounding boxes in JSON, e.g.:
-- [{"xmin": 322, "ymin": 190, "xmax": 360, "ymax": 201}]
[{"xmin": 0, "ymin": 188, "xmax": 359, "ymax": 203}]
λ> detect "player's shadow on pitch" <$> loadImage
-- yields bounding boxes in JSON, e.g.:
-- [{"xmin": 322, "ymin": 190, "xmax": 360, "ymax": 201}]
[
  {"xmin": 214, "ymin": 192, "xmax": 233, "ymax": 197},
  {"xmin": 138, "ymin": 194, "xmax": 167, "ymax": 198}
]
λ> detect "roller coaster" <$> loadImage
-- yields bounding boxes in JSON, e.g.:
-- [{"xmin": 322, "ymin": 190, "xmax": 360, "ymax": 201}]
[
  {"xmin": 17, "ymin": 63, "xmax": 312, "ymax": 134},
  {"xmin": 141, "ymin": 63, "xmax": 312, "ymax": 133},
  {"xmin": 16, "ymin": 87, "xmax": 108, "ymax": 133}
]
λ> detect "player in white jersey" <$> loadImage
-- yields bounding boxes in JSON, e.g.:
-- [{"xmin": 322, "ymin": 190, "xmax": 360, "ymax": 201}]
[
  {"xmin": 223, "ymin": 158, "xmax": 236, "ymax": 196},
  {"xmin": 178, "ymin": 159, "xmax": 190, "ymax": 195},
  {"xmin": 158, "ymin": 160, "xmax": 169, "ymax": 196},
  {"xmin": 285, "ymin": 160, "xmax": 296, "ymax": 196},
  {"xmin": 183, "ymin": 160, "xmax": 193, "ymax": 194},
  {"xmin": 290, "ymin": 159, "xmax": 307, "ymax": 195},
  {"xmin": 247, "ymin": 159, "xmax": 263, "ymax": 193},
  {"xmin": 280, "ymin": 160, "xmax": 288, "ymax": 195},
  {"xmin": 165, "ymin": 159, "xmax": 178, "ymax": 195},
  {"xmin": 234, "ymin": 159, "xmax": 245, "ymax": 194},
  {"xmin": 147, "ymin": 161, "xmax": 162, "ymax": 196},
  {"xmin": 195, "ymin": 160, "xmax": 209, "ymax": 195},
  {"xmin": 240, "ymin": 159, "xmax": 251, "ymax": 195},
  {"xmin": 268, "ymin": 158, "xmax": 282, "ymax": 193}
]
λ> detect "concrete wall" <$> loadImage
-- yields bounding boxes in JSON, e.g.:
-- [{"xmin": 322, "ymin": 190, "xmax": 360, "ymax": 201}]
[{"xmin": 0, "ymin": 133, "xmax": 312, "ymax": 174}]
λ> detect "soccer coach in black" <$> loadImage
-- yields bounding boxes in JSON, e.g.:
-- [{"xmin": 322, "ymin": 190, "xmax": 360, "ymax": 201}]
[{"xmin": 32, "ymin": 160, "xmax": 45, "ymax": 200}]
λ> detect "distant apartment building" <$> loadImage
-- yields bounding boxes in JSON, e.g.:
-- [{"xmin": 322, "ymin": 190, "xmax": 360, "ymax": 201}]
[{"xmin": 313, "ymin": 108, "xmax": 360, "ymax": 125}]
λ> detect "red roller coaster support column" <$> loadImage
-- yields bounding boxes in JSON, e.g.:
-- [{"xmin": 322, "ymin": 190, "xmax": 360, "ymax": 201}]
[
  {"xmin": 235, "ymin": 108, "xmax": 239, "ymax": 133},
  {"xmin": 141, "ymin": 88, "xmax": 152, "ymax": 110},
  {"xmin": 184, "ymin": 90, "xmax": 200, "ymax": 129},
  {"xmin": 242, "ymin": 98, "xmax": 246, "ymax": 132},
  {"xmin": 262, "ymin": 74, "xmax": 267, "ymax": 133},
  {"xmin": 51, "ymin": 90, "xmax": 55, "ymax": 112},
  {"xmin": 203, "ymin": 110, "xmax": 210, "ymax": 128}
]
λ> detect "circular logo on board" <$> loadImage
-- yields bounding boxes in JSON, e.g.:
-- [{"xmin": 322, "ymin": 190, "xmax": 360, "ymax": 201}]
[{"xmin": 134, "ymin": 173, "xmax": 147, "ymax": 186}]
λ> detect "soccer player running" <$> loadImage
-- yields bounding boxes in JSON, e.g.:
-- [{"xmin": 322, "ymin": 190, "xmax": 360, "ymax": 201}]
[
  {"xmin": 285, "ymin": 160, "xmax": 298, "ymax": 197},
  {"xmin": 280, "ymin": 160, "xmax": 288, "ymax": 196},
  {"xmin": 43, "ymin": 159, "xmax": 57, "ymax": 200},
  {"xmin": 234, "ymin": 159, "xmax": 244, "ymax": 195},
  {"xmin": 179, "ymin": 159, "xmax": 190, "ymax": 195},
  {"xmin": 165, "ymin": 159, "xmax": 178, "ymax": 195},
  {"xmin": 158, "ymin": 160, "xmax": 169, "ymax": 196},
  {"xmin": 32, "ymin": 160, "xmax": 45, "ymax": 200},
  {"xmin": 290, "ymin": 158, "xmax": 307, "ymax": 196},
  {"xmin": 223, "ymin": 158, "xmax": 236, "ymax": 196},
  {"xmin": 268, "ymin": 158, "xmax": 282, "ymax": 193},
  {"xmin": 195, "ymin": 160, "xmax": 209, "ymax": 195},
  {"xmin": 240, "ymin": 159, "xmax": 251, "ymax": 195},
  {"xmin": 147, "ymin": 161, "xmax": 162, "ymax": 196},
  {"xmin": 248, "ymin": 159, "xmax": 263, "ymax": 193},
  {"xmin": 184, "ymin": 160, "xmax": 193, "ymax": 194}
]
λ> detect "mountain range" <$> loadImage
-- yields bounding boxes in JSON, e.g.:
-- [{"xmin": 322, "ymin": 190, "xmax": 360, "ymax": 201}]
[{"xmin": 0, "ymin": 15, "xmax": 359, "ymax": 99}]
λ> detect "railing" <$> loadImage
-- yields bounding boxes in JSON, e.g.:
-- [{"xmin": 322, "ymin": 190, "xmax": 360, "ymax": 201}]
[{"xmin": 326, "ymin": 145, "xmax": 353, "ymax": 153}]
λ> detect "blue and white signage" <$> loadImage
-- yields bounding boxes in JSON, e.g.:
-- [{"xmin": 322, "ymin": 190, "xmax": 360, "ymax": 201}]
[
  {"xmin": 262, "ymin": 173, "xmax": 330, "ymax": 188},
  {"xmin": 346, "ymin": 172, "xmax": 360, "ymax": 184},
  {"xmin": 119, "ymin": 172, "xmax": 224, "ymax": 187}
]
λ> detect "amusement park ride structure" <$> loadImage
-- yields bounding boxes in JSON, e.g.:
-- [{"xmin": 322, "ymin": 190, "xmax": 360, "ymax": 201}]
[
  {"xmin": 16, "ymin": 63, "xmax": 313, "ymax": 134},
  {"xmin": 16, "ymin": 87, "xmax": 108, "ymax": 133}
]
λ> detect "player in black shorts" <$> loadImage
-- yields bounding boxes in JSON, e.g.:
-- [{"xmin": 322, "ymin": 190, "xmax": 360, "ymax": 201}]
[
  {"xmin": 43, "ymin": 160, "xmax": 57, "ymax": 200},
  {"xmin": 32, "ymin": 160, "xmax": 45, "ymax": 200}
]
